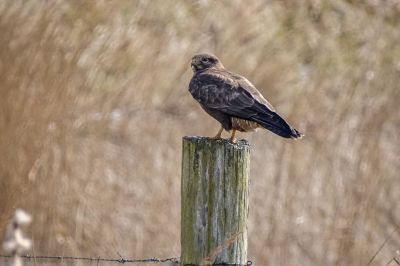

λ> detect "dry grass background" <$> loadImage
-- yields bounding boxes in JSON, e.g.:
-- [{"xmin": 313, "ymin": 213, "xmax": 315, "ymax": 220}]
[{"xmin": 0, "ymin": 0, "xmax": 399, "ymax": 265}]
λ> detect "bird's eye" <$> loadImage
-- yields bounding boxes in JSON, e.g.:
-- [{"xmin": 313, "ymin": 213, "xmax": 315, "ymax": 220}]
[{"xmin": 201, "ymin": 58, "xmax": 210, "ymax": 63}]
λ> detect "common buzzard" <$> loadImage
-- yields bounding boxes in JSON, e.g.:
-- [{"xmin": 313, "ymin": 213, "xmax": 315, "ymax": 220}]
[{"xmin": 189, "ymin": 53, "xmax": 303, "ymax": 143}]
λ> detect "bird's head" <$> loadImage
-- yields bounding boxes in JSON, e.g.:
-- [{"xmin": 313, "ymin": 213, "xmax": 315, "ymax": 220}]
[{"xmin": 191, "ymin": 53, "xmax": 224, "ymax": 73}]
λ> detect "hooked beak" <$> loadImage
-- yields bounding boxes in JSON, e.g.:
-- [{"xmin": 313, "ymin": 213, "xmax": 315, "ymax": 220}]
[{"xmin": 191, "ymin": 63, "xmax": 197, "ymax": 71}]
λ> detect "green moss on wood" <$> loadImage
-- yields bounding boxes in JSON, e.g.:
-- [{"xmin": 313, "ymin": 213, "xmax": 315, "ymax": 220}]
[{"xmin": 181, "ymin": 136, "xmax": 250, "ymax": 266}]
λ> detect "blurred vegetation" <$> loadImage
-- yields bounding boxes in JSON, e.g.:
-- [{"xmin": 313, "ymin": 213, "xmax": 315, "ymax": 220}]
[{"xmin": 0, "ymin": 0, "xmax": 399, "ymax": 265}]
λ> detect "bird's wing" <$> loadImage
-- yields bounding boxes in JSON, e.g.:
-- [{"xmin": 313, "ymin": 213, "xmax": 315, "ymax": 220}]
[
  {"xmin": 190, "ymin": 71, "xmax": 275, "ymax": 118},
  {"xmin": 189, "ymin": 71, "xmax": 302, "ymax": 138},
  {"xmin": 232, "ymin": 74, "xmax": 276, "ymax": 112}
]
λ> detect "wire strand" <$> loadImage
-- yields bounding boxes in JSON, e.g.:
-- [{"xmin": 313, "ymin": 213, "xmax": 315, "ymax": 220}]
[{"xmin": 0, "ymin": 254, "xmax": 180, "ymax": 264}]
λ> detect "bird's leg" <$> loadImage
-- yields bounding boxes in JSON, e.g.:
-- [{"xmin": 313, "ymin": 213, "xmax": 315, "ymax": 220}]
[
  {"xmin": 211, "ymin": 126, "xmax": 224, "ymax": 140},
  {"xmin": 230, "ymin": 129, "xmax": 237, "ymax": 144}
]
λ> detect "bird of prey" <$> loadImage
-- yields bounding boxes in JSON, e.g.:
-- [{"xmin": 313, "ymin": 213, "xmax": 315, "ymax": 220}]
[{"xmin": 188, "ymin": 53, "xmax": 303, "ymax": 143}]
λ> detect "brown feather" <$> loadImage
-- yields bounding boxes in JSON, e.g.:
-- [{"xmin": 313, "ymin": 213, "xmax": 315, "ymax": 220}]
[
  {"xmin": 189, "ymin": 53, "xmax": 303, "ymax": 139},
  {"xmin": 232, "ymin": 117, "xmax": 260, "ymax": 132}
]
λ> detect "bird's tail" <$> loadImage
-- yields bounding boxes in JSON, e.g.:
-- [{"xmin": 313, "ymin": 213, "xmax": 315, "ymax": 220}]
[
  {"xmin": 289, "ymin": 127, "xmax": 304, "ymax": 139},
  {"xmin": 252, "ymin": 113, "xmax": 304, "ymax": 139}
]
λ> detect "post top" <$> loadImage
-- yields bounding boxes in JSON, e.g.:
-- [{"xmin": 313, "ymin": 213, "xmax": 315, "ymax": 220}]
[{"xmin": 183, "ymin": 136, "xmax": 250, "ymax": 148}]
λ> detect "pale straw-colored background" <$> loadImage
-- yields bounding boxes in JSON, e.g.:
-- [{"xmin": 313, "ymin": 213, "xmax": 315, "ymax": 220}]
[{"xmin": 1, "ymin": 1, "xmax": 399, "ymax": 265}]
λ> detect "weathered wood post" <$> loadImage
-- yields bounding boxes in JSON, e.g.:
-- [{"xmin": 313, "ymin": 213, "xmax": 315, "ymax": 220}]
[{"xmin": 181, "ymin": 136, "xmax": 250, "ymax": 266}]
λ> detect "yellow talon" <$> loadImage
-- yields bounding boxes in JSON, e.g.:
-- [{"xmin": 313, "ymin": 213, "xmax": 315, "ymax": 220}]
[
  {"xmin": 230, "ymin": 129, "xmax": 237, "ymax": 143},
  {"xmin": 211, "ymin": 126, "xmax": 223, "ymax": 139}
]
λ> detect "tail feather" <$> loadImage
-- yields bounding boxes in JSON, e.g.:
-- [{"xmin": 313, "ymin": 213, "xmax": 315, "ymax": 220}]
[
  {"xmin": 290, "ymin": 128, "xmax": 304, "ymax": 139},
  {"xmin": 252, "ymin": 113, "xmax": 304, "ymax": 139}
]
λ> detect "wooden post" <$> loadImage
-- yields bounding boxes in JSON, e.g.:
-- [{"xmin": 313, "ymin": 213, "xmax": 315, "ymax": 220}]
[{"xmin": 181, "ymin": 136, "xmax": 250, "ymax": 266}]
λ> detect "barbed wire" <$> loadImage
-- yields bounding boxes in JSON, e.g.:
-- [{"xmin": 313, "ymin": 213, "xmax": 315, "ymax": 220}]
[
  {"xmin": 0, "ymin": 254, "xmax": 253, "ymax": 265},
  {"xmin": 0, "ymin": 254, "xmax": 180, "ymax": 264}
]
